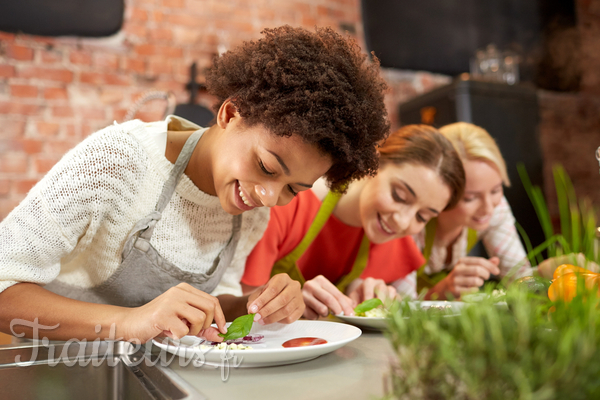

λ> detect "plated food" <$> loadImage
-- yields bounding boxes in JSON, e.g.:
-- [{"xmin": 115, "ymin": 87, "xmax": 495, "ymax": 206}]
[{"xmin": 152, "ymin": 320, "xmax": 361, "ymax": 368}]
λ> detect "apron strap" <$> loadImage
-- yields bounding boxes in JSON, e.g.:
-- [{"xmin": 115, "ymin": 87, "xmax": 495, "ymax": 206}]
[
  {"xmin": 335, "ymin": 234, "xmax": 370, "ymax": 293},
  {"xmin": 285, "ymin": 191, "xmax": 342, "ymax": 260},
  {"xmin": 467, "ymin": 228, "xmax": 478, "ymax": 252},
  {"xmin": 139, "ymin": 128, "xmax": 206, "ymax": 241},
  {"xmin": 416, "ymin": 221, "xmax": 480, "ymax": 292},
  {"xmin": 270, "ymin": 190, "xmax": 371, "ymax": 292}
]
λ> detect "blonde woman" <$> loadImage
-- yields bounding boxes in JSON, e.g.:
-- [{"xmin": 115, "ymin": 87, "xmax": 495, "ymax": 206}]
[{"xmin": 399, "ymin": 122, "xmax": 532, "ymax": 300}]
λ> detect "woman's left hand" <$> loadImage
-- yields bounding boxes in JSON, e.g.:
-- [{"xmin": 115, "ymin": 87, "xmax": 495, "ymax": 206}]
[
  {"xmin": 246, "ymin": 273, "xmax": 305, "ymax": 325},
  {"xmin": 346, "ymin": 277, "xmax": 397, "ymax": 305}
]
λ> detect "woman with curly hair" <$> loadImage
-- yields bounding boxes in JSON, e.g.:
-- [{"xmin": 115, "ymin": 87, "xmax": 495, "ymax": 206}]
[
  {"xmin": 242, "ymin": 125, "xmax": 465, "ymax": 319},
  {"xmin": 0, "ymin": 26, "xmax": 389, "ymax": 343}
]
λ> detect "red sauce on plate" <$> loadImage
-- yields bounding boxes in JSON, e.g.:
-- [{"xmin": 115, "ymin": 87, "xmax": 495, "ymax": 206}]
[{"xmin": 282, "ymin": 337, "xmax": 328, "ymax": 348}]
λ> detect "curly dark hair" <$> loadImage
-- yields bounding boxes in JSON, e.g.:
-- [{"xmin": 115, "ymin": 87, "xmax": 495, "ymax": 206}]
[{"xmin": 205, "ymin": 25, "xmax": 390, "ymax": 192}]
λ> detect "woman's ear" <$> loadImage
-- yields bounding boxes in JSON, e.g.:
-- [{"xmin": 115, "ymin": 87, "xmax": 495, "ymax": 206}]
[{"xmin": 216, "ymin": 99, "xmax": 239, "ymax": 129}]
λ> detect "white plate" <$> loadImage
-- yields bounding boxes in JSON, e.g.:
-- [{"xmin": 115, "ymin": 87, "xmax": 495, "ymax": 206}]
[
  {"xmin": 152, "ymin": 320, "xmax": 361, "ymax": 368},
  {"xmin": 416, "ymin": 300, "xmax": 465, "ymax": 314},
  {"xmin": 334, "ymin": 314, "xmax": 389, "ymax": 330},
  {"xmin": 335, "ymin": 301, "xmax": 465, "ymax": 329}
]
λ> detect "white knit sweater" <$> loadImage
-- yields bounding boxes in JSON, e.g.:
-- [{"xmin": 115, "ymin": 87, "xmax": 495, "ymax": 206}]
[{"xmin": 0, "ymin": 116, "xmax": 270, "ymax": 297}]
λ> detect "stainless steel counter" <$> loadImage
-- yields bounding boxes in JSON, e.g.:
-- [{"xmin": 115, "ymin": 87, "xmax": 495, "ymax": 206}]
[{"xmin": 163, "ymin": 330, "xmax": 393, "ymax": 400}]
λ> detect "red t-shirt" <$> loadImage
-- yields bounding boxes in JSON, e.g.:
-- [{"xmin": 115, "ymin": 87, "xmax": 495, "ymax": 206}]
[{"xmin": 242, "ymin": 190, "xmax": 425, "ymax": 287}]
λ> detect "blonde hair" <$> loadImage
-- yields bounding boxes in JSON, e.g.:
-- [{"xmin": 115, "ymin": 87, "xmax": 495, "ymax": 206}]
[{"xmin": 439, "ymin": 122, "xmax": 511, "ymax": 187}]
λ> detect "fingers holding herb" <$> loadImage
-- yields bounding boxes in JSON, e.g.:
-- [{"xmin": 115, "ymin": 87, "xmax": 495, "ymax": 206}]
[
  {"xmin": 347, "ymin": 277, "xmax": 397, "ymax": 305},
  {"xmin": 246, "ymin": 273, "xmax": 305, "ymax": 325},
  {"xmin": 120, "ymin": 282, "xmax": 226, "ymax": 342},
  {"xmin": 219, "ymin": 313, "xmax": 255, "ymax": 341},
  {"xmin": 302, "ymin": 275, "xmax": 355, "ymax": 318}
]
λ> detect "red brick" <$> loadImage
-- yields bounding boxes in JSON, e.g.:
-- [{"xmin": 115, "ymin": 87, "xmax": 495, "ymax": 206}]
[
  {"xmin": 15, "ymin": 179, "xmax": 38, "ymax": 194},
  {"xmin": 0, "ymin": 32, "xmax": 16, "ymax": 42},
  {"xmin": 6, "ymin": 44, "xmax": 34, "ymax": 61},
  {"xmin": 36, "ymin": 121, "xmax": 61, "ymax": 137},
  {"xmin": 134, "ymin": 44, "xmax": 183, "ymax": 57},
  {"xmin": 64, "ymin": 124, "xmax": 77, "ymax": 138},
  {"xmin": 161, "ymin": 0, "xmax": 185, "ymax": 8},
  {"xmin": 113, "ymin": 109, "xmax": 128, "ymax": 122},
  {"xmin": 94, "ymin": 53, "xmax": 119, "ymax": 70},
  {"xmin": 19, "ymin": 67, "xmax": 74, "ymax": 83},
  {"xmin": 124, "ymin": 58, "xmax": 146, "ymax": 73},
  {"xmin": 0, "ymin": 152, "xmax": 28, "ymax": 174},
  {"xmin": 0, "ymin": 199, "xmax": 21, "ymax": 221},
  {"xmin": 10, "ymin": 84, "xmax": 38, "ymax": 98},
  {"xmin": 147, "ymin": 59, "xmax": 172, "ymax": 75},
  {"xmin": 150, "ymin": 10, "xmax": 166, "ymax": 23},
  {"xmin": 80, "ymin": 72, "xmax": 131, "ymax": 86},
  {"xmin": 0, "ymin": 65, "xmax": 16, "ymax": 78},
  {"xmin": 0, "ymin": 119, "xmax": 26, "ymax": 138},
  {"xmin": 80, "ymin": 107, "xmax": 106, "ymax": 120},
  {"xmin": 69, "ymin": 51, "xmax": 92, "ymax": 65},
  {"xmin": 52, "ymin": 106, "xmax": 74, "ymax": 118},
  {"xmin": 0, "ymin": 102, "xmax": 42, "ymax": 116},
  {"xmin": 124, "ymin": 23, "xmax": 148, "ymax": 38},
  {"xmin": 1, "ymin": 138, "xmax": 43, "ymax": 154},
  {"xmin": 21, "ymin": 139, "xmax": 43, "ymax": 154},
  {"xmin": 33, "ymin": 156, "xmax": 60, "ymax": 174},
  {"xmin": 130, "ymin": 7, "xmax": 149, "ymax": 22},
  {"xmin": 43, "ymin": 87, "xmax": 68, "ymax": 100},
  {"xmin": 46, "ymin": 140, "xmax": 77, "ymax": 154},
  {"xmin": 0, "ymin": 180, "xmax": 10, "ymax": 196},
  {"xmin": 40, "ymin": 50, "xmax": 63, "ymax": 64},
  {"xmin": 100, "ymin": 89, "xmax": 124, "ymax": 105},
  {"xmin": 148, "ymin": 28, "xmax": 173, "ymax": 42},
  {"xmin": 166, "ymin": 13, "xmax": 199, "ymax": 27}
]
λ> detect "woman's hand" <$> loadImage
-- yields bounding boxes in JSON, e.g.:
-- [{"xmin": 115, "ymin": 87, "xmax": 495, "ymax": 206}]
[
  {"xmin": 346, "ymin": 277, "xmax": 397, "ymax": 305},
  {"xmin": 119, "ymin": 282, "xmax": 227, "ymax": 343},
  {"xmin": 428, "ymin": 256, "xmax": 500, "ymax": 300},
  {"xmin": 302, "ymin": 275, "xmax": 355, "ymax": 319},
  {"xmin": 246, "ymin": 273, "xmax": 305, "ymax": 325},
  {"xmin": 537, "ymin": 253, "xmax": 600, "ymax": 279}
]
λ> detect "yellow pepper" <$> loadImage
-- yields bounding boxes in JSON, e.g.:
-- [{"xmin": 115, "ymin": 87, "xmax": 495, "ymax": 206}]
[
  {"xmin": 548, "ymin": 271, "xmax": 600, "ymax": 302},
  {"xmin": 553, "ymin": 264, "xmax": 590, "ymax": 280}
]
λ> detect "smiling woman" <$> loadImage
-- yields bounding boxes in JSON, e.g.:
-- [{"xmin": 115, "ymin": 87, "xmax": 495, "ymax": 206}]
[
  {"xmin": 242, "ymin": 125, "xmax": 465, "ymax": 319},
  {"xmin": 0, "ymin": 25, "xmax": 390, "ymax": 344},
  {"xmin": 407, "ymin": 122, "xmax": 533, "ymax": 300}
]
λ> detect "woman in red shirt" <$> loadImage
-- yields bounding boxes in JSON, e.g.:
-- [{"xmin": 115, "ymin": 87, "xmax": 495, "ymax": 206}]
[{"xmin": 242, "ymin": 125, "xmax": 466, "ymax": 319}]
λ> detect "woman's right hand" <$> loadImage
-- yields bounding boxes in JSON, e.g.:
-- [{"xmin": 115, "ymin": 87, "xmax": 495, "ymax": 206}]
[
  {"xmin": 302, "ymin": 275, "xmax": 355, "ymax": 319},
  {"xmin": 119, "ymin": 283, "xmax": 227, "ymax": 343},
  {"xmin": 428, "ymin": 256, "xmax": 500, "ymax": 300}
]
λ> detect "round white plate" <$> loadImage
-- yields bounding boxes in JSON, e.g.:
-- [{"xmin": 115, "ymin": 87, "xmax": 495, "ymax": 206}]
[
  {"xmin": 334, "ymin": 314, "xmax": 389, "ymax": 330},
  {"xmin": 152, "ymin": 320, "xmax": 361, "ymax": 368},
  {"xmin": 334, "ymin": 301, "xmax": 465, "ymax": 329},
  {"xmin": 416, "ymin": 300, "xmax": 465, "ymax": 314}
]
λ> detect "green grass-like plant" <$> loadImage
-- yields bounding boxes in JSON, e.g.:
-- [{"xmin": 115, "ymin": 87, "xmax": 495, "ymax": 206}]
[
  {"xmin": 384, "ymin": 287, "xmax": 600, "ymax": 400},
  {"xmin": 382, "ymin": 164, "xmax": 600, "ymax": 399},
  {"xmin": 517, "ymin": 163, "xmax": 599, "ymax": 268}
]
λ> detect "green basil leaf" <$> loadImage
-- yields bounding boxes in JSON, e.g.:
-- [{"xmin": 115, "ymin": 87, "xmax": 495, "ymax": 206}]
[
  {"xmin": 218, "ymin": 313, "xmax": 255, "ymax": 341},
  {"xmin": 354, "ymin": 298, "xmax": 383, "ymax": 314}
]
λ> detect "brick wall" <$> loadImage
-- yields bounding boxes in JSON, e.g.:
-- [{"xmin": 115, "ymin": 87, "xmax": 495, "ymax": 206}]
[
  {"xmin": 0, "ymin": 0, "xmax": 447, "ymax": 221},
  {"xmin": 1, "ymin": 0, "xmax": 597, "ymax": 224}
]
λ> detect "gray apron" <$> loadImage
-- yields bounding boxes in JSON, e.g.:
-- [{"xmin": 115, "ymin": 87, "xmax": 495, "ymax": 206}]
[{"xmin": 46, "ymin": 129, "xmax": 242, "ymax": 307}]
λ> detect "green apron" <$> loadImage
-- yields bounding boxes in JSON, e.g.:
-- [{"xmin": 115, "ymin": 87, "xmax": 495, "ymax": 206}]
[
  {"xmin": 269, "ymin": 191, "xmax": 370, "ymax": 294},
  {"xmin": 416, "ymin": 218, "xmax": 478, "ymax": 292}
]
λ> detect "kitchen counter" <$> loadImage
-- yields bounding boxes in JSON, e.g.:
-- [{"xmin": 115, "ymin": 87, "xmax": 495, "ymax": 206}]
[{"xmin": 163, "ymin": 330, "xmax": 393, "ymax": 400}]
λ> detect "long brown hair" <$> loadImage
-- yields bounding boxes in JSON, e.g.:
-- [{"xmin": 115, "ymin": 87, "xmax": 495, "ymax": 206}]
[{"xmin": 378, "ymin": 125, "xmax": 466, "ymax": 210}]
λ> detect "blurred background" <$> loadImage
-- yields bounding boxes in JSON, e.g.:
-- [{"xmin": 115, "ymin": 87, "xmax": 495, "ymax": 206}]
[{"xmin": 0, "ymin": 0, "xmax": 598, "ymax": 247}]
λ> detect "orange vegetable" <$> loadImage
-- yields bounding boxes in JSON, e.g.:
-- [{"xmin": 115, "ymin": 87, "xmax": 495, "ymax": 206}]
[
  {"xmin": 553, "ymin": 264, "xmax": 591, "ymax": 280},
  {"xmin": 548, "ymin": 272, "xmax": 600, "ymax": 302}
]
